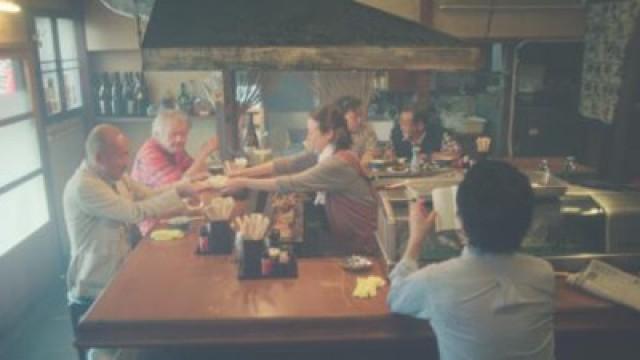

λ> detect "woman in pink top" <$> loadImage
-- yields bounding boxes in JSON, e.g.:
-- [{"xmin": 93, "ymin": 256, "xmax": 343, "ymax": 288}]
[{"xmin": 132, "ymin": 110, "xmax": 218, "ymax": 234}]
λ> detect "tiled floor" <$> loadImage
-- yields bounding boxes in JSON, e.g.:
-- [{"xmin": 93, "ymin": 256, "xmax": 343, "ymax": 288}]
[{"xmin": 0, "ymin": 278, "xmax": 78, "ymax": 360}]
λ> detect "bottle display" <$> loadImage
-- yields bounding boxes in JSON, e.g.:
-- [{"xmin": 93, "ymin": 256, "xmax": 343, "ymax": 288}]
[{"xmin": 93, "ymin": 71, "xmax": 150, "ymax": 117}]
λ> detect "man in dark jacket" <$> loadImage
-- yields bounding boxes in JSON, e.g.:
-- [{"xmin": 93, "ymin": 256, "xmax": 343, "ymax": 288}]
[{"xmin": 390, "ymin": 106, "xmax": 442, "ymax": 161}]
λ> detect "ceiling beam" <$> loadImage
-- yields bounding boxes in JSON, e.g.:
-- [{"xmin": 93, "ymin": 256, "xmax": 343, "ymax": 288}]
[{"xmin": 143, "ymin": 46, "xmax": 483, "ymax": 72}]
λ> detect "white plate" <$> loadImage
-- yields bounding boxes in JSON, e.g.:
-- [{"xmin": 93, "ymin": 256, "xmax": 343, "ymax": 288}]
[
  {"xmin": 386, "ymin": 166, "xmax": 409, "ymax": 174},
  {"xmin": 341, "ymin": 256, "xmax": 373, "ymax": 272},
  {"xmin": 167, "ymin": 216, "xmax": 192, "ymax": 226}
]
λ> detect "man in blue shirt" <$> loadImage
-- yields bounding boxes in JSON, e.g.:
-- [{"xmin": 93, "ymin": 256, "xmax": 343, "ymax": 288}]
[{"xmin": 388, "ymin": 160, "xmax": 555, "ymax": 360}]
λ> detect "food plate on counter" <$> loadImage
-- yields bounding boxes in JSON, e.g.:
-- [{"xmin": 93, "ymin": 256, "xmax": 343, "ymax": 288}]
[
  {"xmin": 341, "ymin": 255, "xmax": 373, "ymax": 272},
  {"xmin": 386, "ymin": 166, "xmax": 409, "ymax": 174}
]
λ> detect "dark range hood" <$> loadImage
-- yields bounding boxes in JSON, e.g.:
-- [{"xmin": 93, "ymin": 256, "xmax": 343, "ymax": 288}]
[{"xmin": 142, "ymin": 0, "xmax": 482, "ymax": 71}]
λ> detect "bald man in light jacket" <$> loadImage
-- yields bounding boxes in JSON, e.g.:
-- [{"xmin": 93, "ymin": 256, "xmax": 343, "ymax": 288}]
[{"xmin": 64, "ymin": 124, "xmax": 210, "ymax": 360}]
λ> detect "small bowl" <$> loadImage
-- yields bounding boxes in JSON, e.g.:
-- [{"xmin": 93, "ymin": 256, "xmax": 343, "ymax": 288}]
[
  {"xmin": 341, "ymin": 255, "xmax": 373, "ymax": 272},
  {"xmin": 386, "ymin": 165, "xmax": 408, "ymax": 174}
]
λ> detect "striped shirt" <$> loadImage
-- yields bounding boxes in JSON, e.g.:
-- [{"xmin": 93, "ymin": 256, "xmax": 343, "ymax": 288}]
[{"xmin": 131, "ymin": 138, "xmax": 193, "ymax": 234}]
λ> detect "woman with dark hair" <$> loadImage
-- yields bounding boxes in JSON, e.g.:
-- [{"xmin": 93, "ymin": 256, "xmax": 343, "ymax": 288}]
[
  {"xmin": 335, "ymin": 96, "xmax": 378, "ymax": 167},
  {"xmin": 223, "ymin": 104, "xmax": 377, "ymax": 255}
]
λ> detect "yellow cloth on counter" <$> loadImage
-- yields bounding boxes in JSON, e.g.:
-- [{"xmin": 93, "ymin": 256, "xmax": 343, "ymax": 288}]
[
  {"xmin": 150, "ymin": 229, "xmax": 184, "ymax": 241},
  {"xmin": 352, "ymin": 276, "xmax": 386, "ymax": 299}
]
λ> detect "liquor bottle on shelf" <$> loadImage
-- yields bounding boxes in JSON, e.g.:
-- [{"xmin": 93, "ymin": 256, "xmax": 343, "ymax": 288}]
[
  {"xmin": 177, "ymin": 82, "xmax": 192, "ymax": 115},
  {"xmin": 134, "ymin": 72, "xmax": 149, "ymax": 116},
  {"xmin": 124, "ymin": 72, "xmax": 136, "ymax": 116},
  {"xmin": 92, "ymin": 75, "xmax": 101, "ymax": 115},
  {"xmin": 110, "ymin": 72, "xmax": 124, "ymax": 116},
  {"xmin": 98, "ymin": 72, "xmax": 112, "ymax": 116},
  {"xmin": 244, "ymin": 112, "xmax": 259, "ymax": 148}
]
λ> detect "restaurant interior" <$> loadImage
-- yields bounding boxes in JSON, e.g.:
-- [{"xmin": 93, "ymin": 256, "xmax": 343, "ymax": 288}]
[{"xmin": 2, "ymin": 0, "xmax": 640, "ymax": 359}]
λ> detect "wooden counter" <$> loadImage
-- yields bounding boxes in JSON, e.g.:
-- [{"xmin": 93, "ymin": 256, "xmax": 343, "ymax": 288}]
[
  {"xmin": 77, "ymin": 229, "xmax": 640, "ymax": 358},
  {"xmin": 500, "ymin": 156, "xmax": 596, "ymax": 176}
]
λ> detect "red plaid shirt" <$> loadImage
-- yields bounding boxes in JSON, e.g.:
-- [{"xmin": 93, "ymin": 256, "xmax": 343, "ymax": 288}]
[{"xmin": 131, "ymin": 139, "xmax": 193, "ymax": 234}]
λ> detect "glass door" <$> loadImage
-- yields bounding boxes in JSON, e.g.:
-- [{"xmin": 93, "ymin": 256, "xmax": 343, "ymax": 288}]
[{"xmin": 0, "ymin": 53, "xmax": 52, "ymax": 256}]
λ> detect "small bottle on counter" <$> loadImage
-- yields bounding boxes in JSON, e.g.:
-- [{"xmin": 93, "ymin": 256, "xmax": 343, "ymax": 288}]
[
  {"xmin": 563, "ymin": 156, "xmax": 577, "ymax": 176},
  {"xmin": 410, "ymin": 145, "xmax": 421, "ymax": 173},
  {"xmin": 267, "ymin": 228, "xmax": 280, "ymax": 248},
  {"xmin": 261, "ymin": 248, "xmax": 274, "ymax": 277},
  {"xmin": 539, "ymin": 159, "xmax": 551, "ymax": 185},
  {"xmin": 177, "ymin": 82, "xmax": 193, "ymax": 115},
  {"xmin": 199, "ymin": 226, "xmax": 210, "ymax": 254},
  {"xmin": 268, "ymin": 247, "xmax": 281, "ymax": 275}
]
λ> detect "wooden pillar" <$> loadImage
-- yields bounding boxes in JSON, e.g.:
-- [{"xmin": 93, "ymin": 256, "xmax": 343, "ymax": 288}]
[
  {"xmin": 219, "ymin": 69, "xmax": 238, "ymax": 160},
  {"xmin": 417, "ymin": 0, "xmax": 435, "ymax": 108}
]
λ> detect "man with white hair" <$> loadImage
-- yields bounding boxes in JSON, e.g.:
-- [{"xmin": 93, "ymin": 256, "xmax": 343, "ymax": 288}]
[
  {"xmin": 64, "ymin": 124, "xmax": 211, "ymax": 360},
  {"xmin": 132, "ymin": 109, "xmax": 218, "ymax": 186},
  {"xmin": 131, "ymin": 110, "xmax": 218, "ymax": 234}
]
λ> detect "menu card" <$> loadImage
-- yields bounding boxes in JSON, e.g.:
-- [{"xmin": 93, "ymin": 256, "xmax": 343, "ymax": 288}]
[
  {"xmin": 432, "ymin": 185, "xmax": 462, "ymax": 233},
  {"xmin": 567, "ymin": 260, "xmax": 640, "ymax": 312}
]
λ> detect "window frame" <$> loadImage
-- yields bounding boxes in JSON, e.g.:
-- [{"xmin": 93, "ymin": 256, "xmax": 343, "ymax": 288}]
[
  {"xmin": 31, "ymin": 11, "xmax": 84, "ymax": 124},
  {"xmin": 0, "ymin": 48, "xmax": 55, "ymax": 254}
]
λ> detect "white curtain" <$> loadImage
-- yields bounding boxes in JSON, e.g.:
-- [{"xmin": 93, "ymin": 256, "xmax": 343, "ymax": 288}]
[{"xmin": 310, "ymin": 71, "xmax": 376, "ymax": 117}]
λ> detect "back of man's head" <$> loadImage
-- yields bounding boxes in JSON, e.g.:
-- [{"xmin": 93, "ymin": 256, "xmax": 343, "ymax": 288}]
[
  {"xmin": 456, "ymin": 160, "xmax": 534, "ymax": 253},
  {"xmin": 85, "ymin": 124, "xmax": 122, "ymax": 166}
]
